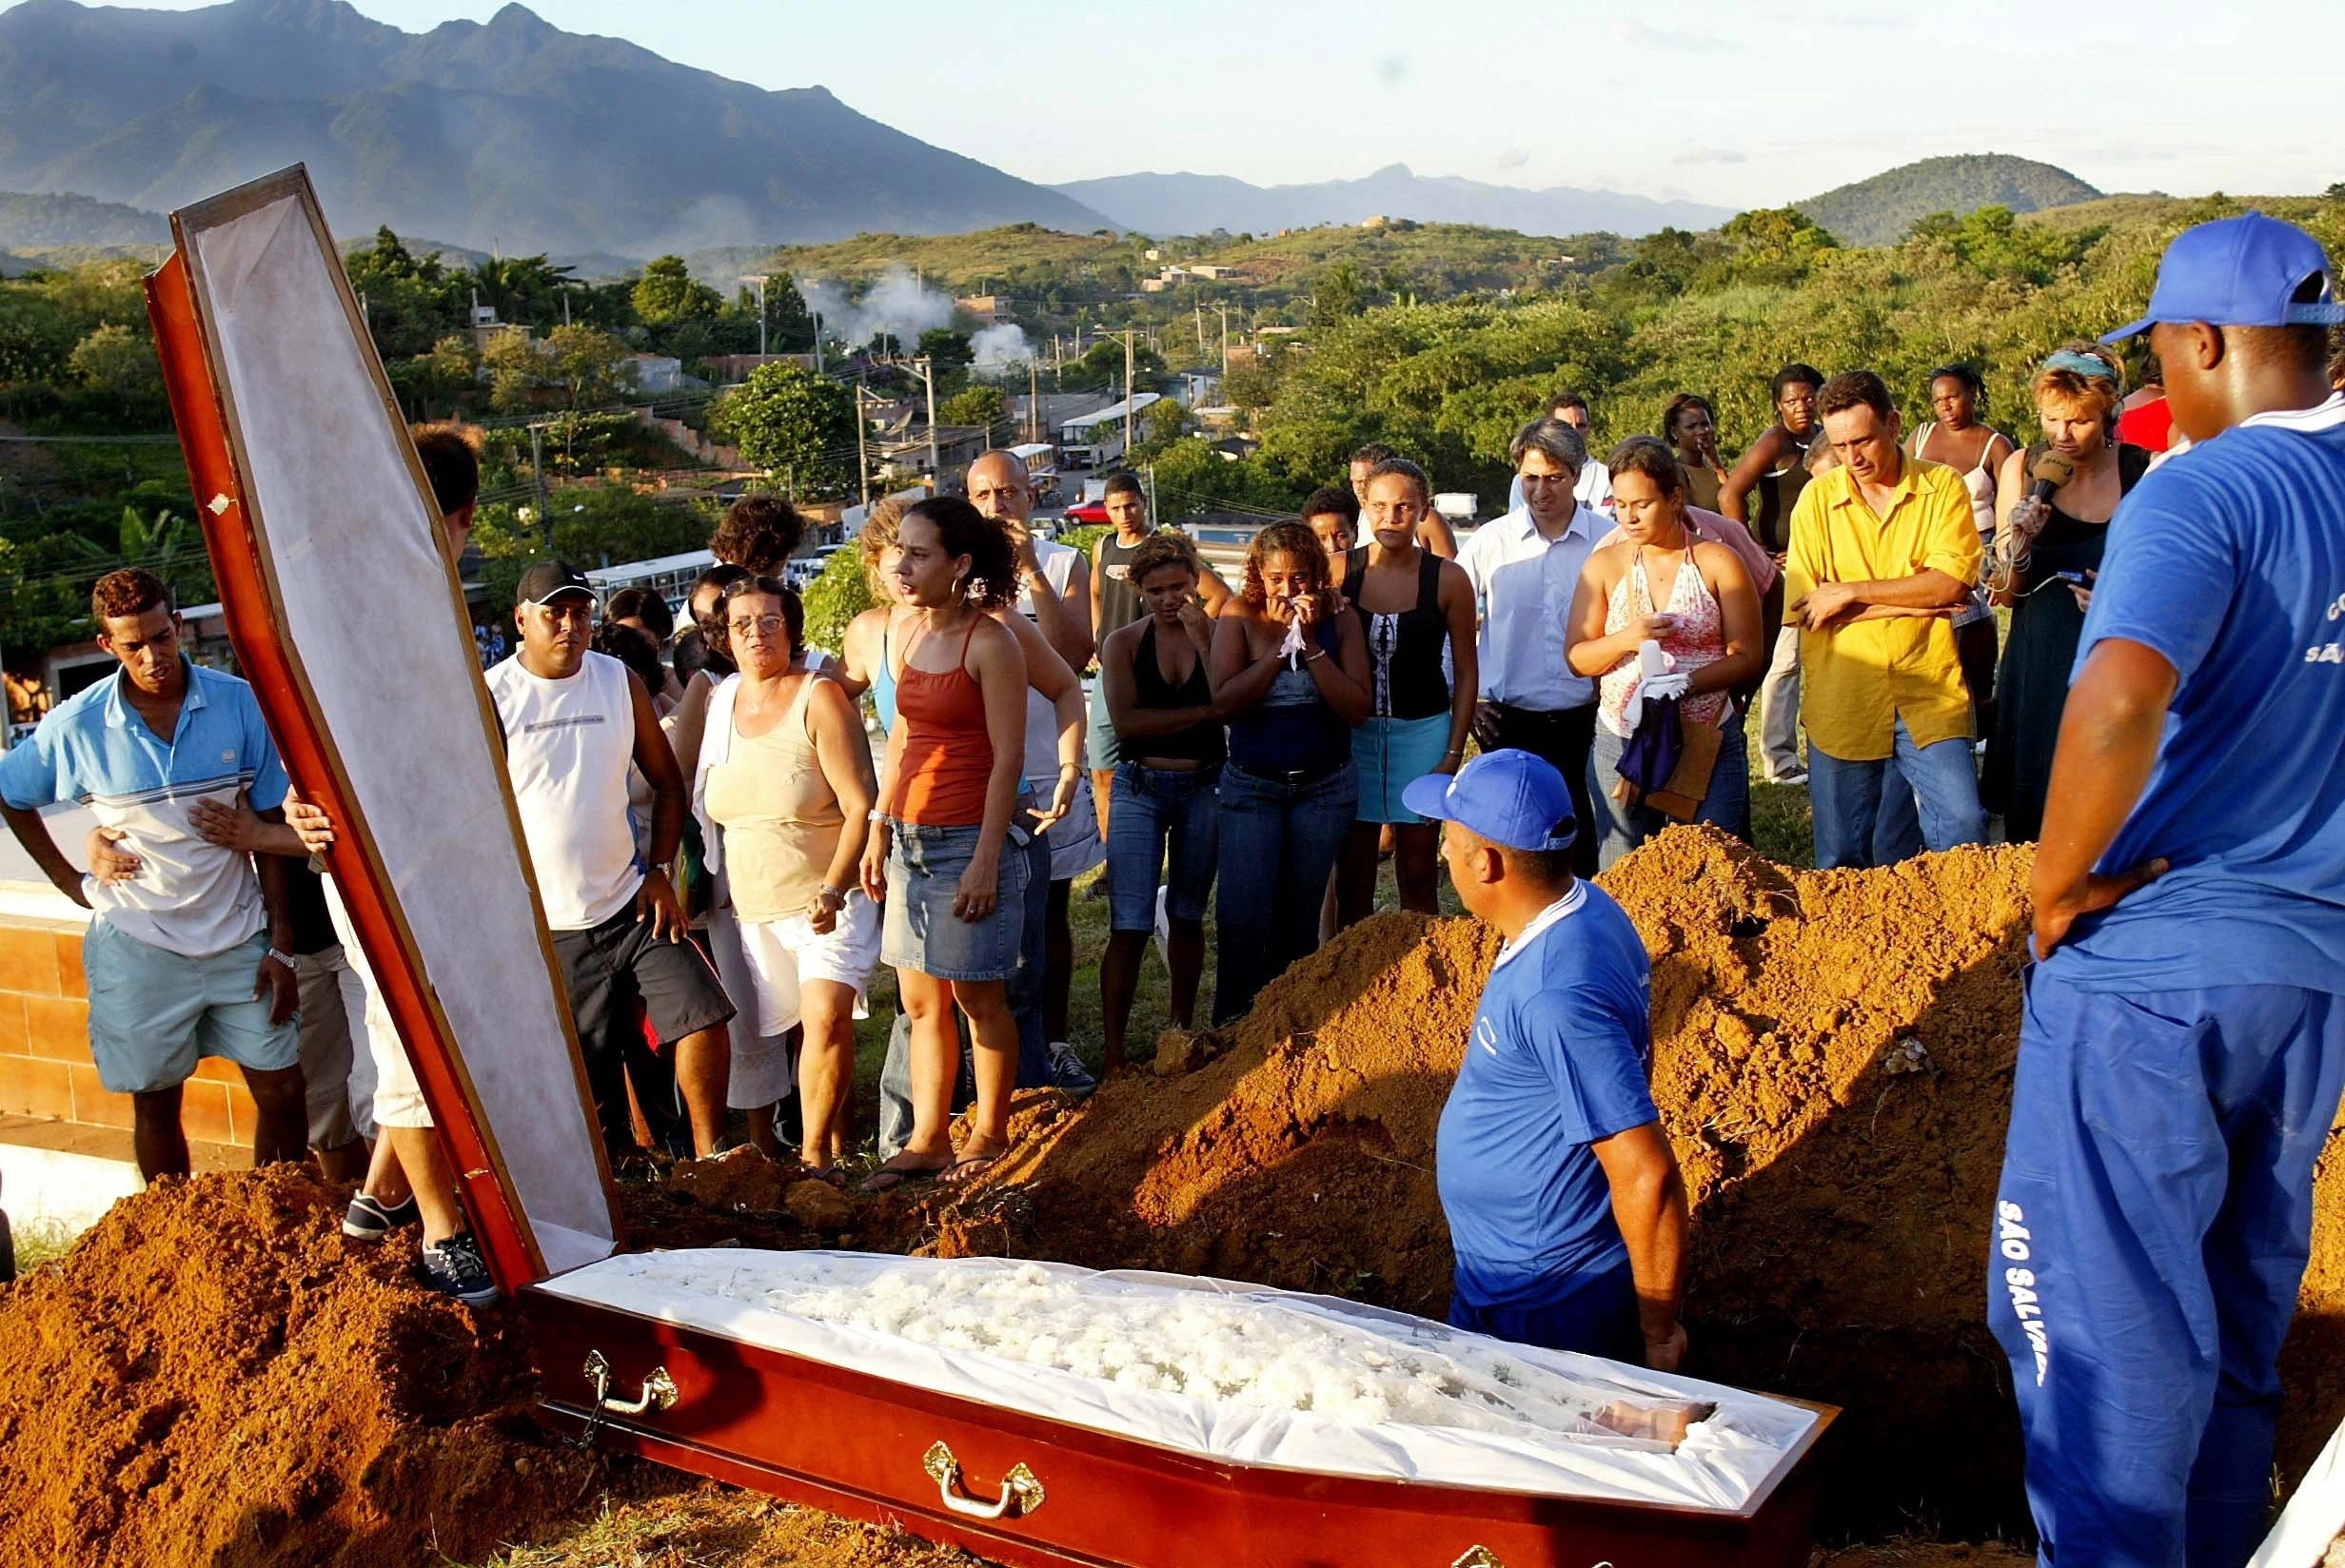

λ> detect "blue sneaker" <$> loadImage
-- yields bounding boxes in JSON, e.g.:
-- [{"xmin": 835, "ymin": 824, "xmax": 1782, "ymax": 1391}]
[
  {"xmin": 419, "ymin": 1233, "xmax": 500, "ymax": 1305},
  {"xmin": 1046, "ymin": 1041, "xmax": 1098, "ymax": 1099},
  {"xmin": 343, "ymin": 1191, "xmax": 420, "ymax": 1241}
]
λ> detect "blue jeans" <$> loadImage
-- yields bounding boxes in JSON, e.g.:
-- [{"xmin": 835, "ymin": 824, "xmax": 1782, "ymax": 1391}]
[
  {"xmin": 1991, "ymin": 970, "xmax": 2345, "ymax": 1568},
  {"xmin": 1586, "ymin": 710, "xmax": 1752, "ymax": 870},
  {"xmin": 1212, "ymin": 761, "xmax": 1357, "ymax": 1026},
  {"xmin": 1108, "ymin": 762, "xmax": 1222, "ymax": 931},
  {"xmin": 1808, "ymin": 718, "xmax": 1983, "ymax": 870}
]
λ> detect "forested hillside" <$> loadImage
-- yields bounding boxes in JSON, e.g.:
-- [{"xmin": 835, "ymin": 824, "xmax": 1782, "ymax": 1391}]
[{"xmin": 1796, "ymin": 155, "xmax": 2103, "ymax": 246}]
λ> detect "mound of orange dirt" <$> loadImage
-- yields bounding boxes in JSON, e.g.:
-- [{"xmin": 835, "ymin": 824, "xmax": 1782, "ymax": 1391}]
[{"xmin": 0, "ymin": 1166, "xmax": 599, "ymax": 1568}]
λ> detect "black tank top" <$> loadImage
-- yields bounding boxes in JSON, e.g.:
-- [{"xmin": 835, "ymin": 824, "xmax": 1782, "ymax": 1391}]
[
  {"xmin": 1753, "ymin": 426, "xmax": 1819, "ymax": 556},
  {"xmin": 1129, "ymin": 619, "xmax": 1226, "ymax": 765},
  {"xmin": 1345, "ymin": 547, "xmax": 1449, "ymax": 720},
  {"xmin": 1095, "ymin": 533, "xmax": 1150, "ymax": 637}
]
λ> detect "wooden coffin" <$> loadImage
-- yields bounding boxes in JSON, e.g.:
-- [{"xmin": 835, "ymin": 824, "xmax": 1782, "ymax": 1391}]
[
  {"xmin": 150, "ymin": 166, "xmax": 1838, "ymax": 1568},
  {"xmin": 520, "ymin": 1258, "xmax": 1834, "ymax": 1568}
]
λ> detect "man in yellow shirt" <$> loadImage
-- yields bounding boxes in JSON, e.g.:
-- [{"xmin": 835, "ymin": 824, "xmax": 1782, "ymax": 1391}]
[{"xmin": 1785, "ymin": 370, "xmax": 1986, "ymax": 869}]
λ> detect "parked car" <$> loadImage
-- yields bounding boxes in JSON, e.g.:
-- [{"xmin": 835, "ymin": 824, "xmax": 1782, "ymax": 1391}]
[{"xmin": 1059, "ymin": 500, "xmax": 1110, "ymax": 526}]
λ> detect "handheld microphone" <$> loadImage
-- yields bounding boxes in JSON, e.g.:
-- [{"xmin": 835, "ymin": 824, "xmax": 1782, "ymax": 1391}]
[{"xmin": 2027, "ymin": 452, "xmax": 2076, "ymax": 502}]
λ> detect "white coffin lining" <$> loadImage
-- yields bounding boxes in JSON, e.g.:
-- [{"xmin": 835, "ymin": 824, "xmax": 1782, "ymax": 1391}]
[
  {"xmin": 541, "ymin": 1249, "xmax": 1819, "ymax": 1514},
  {"xmin": 184, "ymin": 189, "xmax": 616, "ymax": 1263}
]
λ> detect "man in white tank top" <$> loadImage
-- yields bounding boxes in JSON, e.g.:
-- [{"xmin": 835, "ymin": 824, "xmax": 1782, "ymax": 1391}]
[{"xmin": 487, "ymin": 561, "xmax": 737, "ymax": 1158}]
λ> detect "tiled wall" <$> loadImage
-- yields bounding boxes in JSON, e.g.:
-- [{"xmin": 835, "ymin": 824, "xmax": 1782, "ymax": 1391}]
[{"xmin": 0, "ymin": 912, "xmax": 260, "ymax": 1147}]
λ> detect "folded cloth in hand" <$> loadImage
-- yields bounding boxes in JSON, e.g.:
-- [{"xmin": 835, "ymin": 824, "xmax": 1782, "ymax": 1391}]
[
  {"xmin": 1620, "ymin": 670, "xmax": 1691, "ymax": 741},
  {"xmin": 1613, "ymin": 695, "xmax": 1685, "ymax": 806}
]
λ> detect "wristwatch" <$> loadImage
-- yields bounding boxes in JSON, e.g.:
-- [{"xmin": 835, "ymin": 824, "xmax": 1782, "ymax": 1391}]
[
  {"xmin": 266, "ymin": 948, "xmax": 297, "ymax": 970},
  {"xmin": 818, "ymin": 885, "xmax": 849, "ymax": 912}
]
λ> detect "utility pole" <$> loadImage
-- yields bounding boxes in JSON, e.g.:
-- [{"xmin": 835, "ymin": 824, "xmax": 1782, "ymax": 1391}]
[
  {"xmin": 811, "ymin": 302, "xmax": 824, "ymax": 375},
  {"xmin": 855, "ymin": 379, "xmax": 872, "ymax": 506},
  {"xmin": 1123, "ymin": 327, "xmax": 1136, "ymax": 458},
  {"xmin": 916, "ymin": 355, "xmax": 939, "ymax": 490},
  {"xmin": 1215, "ymin": 303, "xmax": 1232, "ymax": 371},
  {"xmin": 1195, "ymin": 303, "xmax": 1206, "ymax": 357},
  {"xmin": 528, "ymin": 422, "xmax": 551, "ymax": 552},
  {"xmin": 1027, "ymin": 357, "xmax": 1040, "ymax": 445}
]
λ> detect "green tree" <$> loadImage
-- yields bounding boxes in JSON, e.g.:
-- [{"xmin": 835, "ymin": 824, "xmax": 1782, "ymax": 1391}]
[
  {"xmin": 403, "ymin": 333, "xmax": 481, "ymax": 419},
  {"xmin": 1131, "ymin": 397, "xmax": 1188, "ymax": 460},
  {"xmin": 633, "ymin": 256, "xmax": 723, "ymax": 327},
  {"xmin": 917, "ymin": 327, "xmax": 975, "ymax": 372},
  {"xmin": 118, "ymin": 504, "xmax": 191, "ymax": 573},
  {"xmin": 1147, "ymin": 437, "xmax": 1303, "ymax": 518},
  {"xmin": 68, "ymin": 323, "xmax": 155, "ymax": 399},
  {"xmin": 66, "ymin": 322, "xmax": 162, "ymax": 419},
  {"xmin": 707, "ymin": 362, "xmax": 857, "ymax": 492},
  {"xmin": 800, "ymin": 540, "xmax": 872, "ymax": 657},
  {"xmin": 470, "ymin": 254, "xmax": 575, "ymax": 325},
  {"xmin": 938, "ymin": 384, "xmax": 1006, "ymax": 431},
  {"xmin": 542, "ymin": 324, "xmax": 637, "ymax": 410},
  {"xmin": 480, "ymin": 328, "xmax": 549, "ymax": 414},
  {"xmin": 1311, "ymin": 261, "xmax": 1372, "ymax": 327}
]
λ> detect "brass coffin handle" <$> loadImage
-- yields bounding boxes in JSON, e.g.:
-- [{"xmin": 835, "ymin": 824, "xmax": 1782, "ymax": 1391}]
[
  {"xmin": 922, "ymin": 1440, "xmax": 1046, "ymax": 1520},
  {"xmin": 583, "ymin": 1349, "xmax": 679, "ymax": 1418}
]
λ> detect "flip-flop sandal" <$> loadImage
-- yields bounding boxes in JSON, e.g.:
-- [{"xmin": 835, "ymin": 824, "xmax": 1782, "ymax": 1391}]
[
  {"xmin": 798, "ymin": 1165, "xmax": 847, "ymax": 1188},
  {"xmin": 857, "ymin": 1160, "xmax": 947, "ymax": 1195},
  {"xmin": 943, "ymin": 1152, "xmax": 1002, "ymax": 1185}
]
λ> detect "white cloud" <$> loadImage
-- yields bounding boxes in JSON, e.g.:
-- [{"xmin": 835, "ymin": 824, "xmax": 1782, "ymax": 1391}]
[{"xmin": 1607, "ymin": 18, "xmax": 1727, "ymax": 50}]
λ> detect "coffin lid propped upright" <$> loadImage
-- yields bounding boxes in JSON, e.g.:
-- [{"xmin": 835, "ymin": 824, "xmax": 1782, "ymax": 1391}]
[{"xmin": 147, "ymin": 165, "xmax": 618, "ymax": 1290}]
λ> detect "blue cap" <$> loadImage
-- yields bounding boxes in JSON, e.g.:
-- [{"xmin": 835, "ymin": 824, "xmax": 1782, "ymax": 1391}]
[
  {"xmin": 1401, "ymin": 749, "xmax": 1577, "ymax": 853},
  {"xmin": 2103, "ymin": 212, "xmax": 2345, "ymax": 343}
]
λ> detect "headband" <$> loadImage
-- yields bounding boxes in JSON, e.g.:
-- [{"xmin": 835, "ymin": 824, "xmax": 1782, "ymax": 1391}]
[{"xmin": 2041, "ymin": 349, "xmax": 2118, "ymax": 382}]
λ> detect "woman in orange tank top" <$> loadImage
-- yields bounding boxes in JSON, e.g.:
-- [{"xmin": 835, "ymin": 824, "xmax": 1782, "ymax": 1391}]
[{"xmin": 859, "ymin": 497, "xmax": 1031, "ymax": 1190}]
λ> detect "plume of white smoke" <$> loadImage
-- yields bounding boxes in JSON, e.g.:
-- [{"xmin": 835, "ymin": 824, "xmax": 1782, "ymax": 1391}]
[
  {"xmin": 971, "ymin": 323, "xmax": 1033, "ymax": 373},
  {"xmin": 796, "ymin": 264, "xmax": 955, "ymax": 355}
]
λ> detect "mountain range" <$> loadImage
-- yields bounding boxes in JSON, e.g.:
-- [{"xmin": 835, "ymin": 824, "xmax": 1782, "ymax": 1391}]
[
  {"xmin": 1052, "ymin": 166, "xmax": 1732, "ymax": 241},
  {"xmin": 0, "ymin": 0, "xmax": 1113, "ymax": 256},
  {"xmin": 0, "ymin": 1, "xmax": 2110, "ymax": 267}
]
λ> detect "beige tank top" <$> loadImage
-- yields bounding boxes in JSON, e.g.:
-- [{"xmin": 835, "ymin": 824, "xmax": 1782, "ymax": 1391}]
[{"xmin": 702, "ymin": 676, "xmax": 844, "ymax": 923}]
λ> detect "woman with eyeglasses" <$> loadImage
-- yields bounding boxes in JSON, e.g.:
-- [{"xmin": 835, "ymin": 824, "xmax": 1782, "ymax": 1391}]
[
  {"xmin": 692, "ymin": 575, "xmax": 879, "ymax": 1180},
  {"xmin": 1983, "ymin": 343, "xmax": 2153, "ymax": 842}
]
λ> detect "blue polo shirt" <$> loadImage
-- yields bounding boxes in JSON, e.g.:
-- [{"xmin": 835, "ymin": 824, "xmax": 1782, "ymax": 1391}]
[
  {"xmin": 1436, "ymin": 880, "xmax": 1656, "ymax": 1311},
  {"xmin": 0, "ymin": 659, "xmax": 287, "ymax": 957},
  {"xmin": 2053, "ymin": 395, "xmax": 2345, "ymax": 994}
]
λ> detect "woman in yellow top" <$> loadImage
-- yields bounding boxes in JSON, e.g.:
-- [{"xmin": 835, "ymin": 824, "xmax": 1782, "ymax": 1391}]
[{"xmin": 692, "ymin": 576, "xmax": 878, "ymax": 1180}]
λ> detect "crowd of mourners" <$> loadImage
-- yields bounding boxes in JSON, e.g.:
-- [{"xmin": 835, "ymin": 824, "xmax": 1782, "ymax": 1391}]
[
  {"xmin": 3, "ymin": 209, "xmax": 2342, "ymax": 1568},
  {"xmin": 3, "ymin": 322, "xmax": 2306, "ymax": 1302}
]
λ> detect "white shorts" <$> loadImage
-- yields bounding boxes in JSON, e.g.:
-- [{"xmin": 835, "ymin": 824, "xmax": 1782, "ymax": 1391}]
[
  {"xmin": 735, "ymin": 891, "xmax": 879, "ymax": 1037},
  {"xmin": 325, "ymin": 879, "xmax": 432, "ymax": 1130},
  {"xmin": 1033, "ymin": 773, "xmax": 1106, "ymax": 883},
  {"xmin": 705, "ymin": 906, "xmax": 794, "ymax": 1111}
]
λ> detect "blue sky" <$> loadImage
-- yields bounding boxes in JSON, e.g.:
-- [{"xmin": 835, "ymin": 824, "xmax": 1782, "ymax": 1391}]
[{"xmin": 20, "ymin": 0, "xmax": 2338, "ymax": 206}]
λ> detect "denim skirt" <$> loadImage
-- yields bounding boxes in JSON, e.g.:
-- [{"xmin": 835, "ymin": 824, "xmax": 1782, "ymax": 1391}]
[{"xmin": 880, "ymin": 819, "xmax": 1029, "ymax": 982}]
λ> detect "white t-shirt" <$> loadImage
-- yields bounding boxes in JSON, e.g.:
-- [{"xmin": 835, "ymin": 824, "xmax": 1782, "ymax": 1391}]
[
  {"xmin": 1015, "ymin": 538, "xmax": 1081, "ymax": 782},
  {"xmin": 487, "ymin": 650, "xmax": 643, "ymax": 931}
]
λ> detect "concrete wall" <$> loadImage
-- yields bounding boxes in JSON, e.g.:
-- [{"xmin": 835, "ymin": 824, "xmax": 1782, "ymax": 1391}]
[{"xmin": 0, "ymin": 893, "xmax": 261, "ymax": 1146}]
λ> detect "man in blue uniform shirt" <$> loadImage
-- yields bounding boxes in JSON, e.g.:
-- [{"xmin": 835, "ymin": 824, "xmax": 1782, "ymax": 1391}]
[
  {"xmin": 1403, "ymin": 749, "xmax": 1687, "ymax": 1369},
  {"xmin": 1989, "ymin": 212, "xmax": 2345, "ymax": 1568}
]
